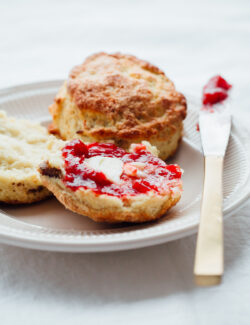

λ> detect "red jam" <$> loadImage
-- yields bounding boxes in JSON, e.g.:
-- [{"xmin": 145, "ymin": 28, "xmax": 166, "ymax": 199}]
[
  {"xmin": 62, "ymin": 140, "xmax": 182, "ymax": 198},
  {"xmin": 202, "ymin": 75, "xmax": 232, "ymax": 106}
]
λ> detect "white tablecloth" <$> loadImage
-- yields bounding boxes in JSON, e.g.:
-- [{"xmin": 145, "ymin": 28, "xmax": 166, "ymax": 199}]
[{"xmin": 0, "ymin": 0, "xmax": 250, "ymax": 324}]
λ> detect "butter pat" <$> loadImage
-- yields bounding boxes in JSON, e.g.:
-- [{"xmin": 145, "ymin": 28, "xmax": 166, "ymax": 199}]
[{"xmin": 85, "ymin": 156, "xmax": 123, "ymax": 183}]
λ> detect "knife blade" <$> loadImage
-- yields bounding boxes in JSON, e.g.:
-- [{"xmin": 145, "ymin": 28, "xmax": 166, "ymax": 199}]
[
  {"xmin": 199, "ymin": 107, "xmax": 231, "ymax": 156},
  {"xmin": 194, "ymin": 104, "xmax": 231, "ymax": 286}
]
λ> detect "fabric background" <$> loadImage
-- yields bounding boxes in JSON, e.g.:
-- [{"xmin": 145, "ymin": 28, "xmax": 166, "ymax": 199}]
[{"xmin": 0, "ymin": 0, "xmax": 249, "ymax": 324}]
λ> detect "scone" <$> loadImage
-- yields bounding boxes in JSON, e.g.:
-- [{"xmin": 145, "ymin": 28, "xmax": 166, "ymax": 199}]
[
  {"xmin": 49, "ymin": 52, "xmax": 187, "ymax": 160},
  {"xmin": 0, "ymin": 111, "xmax": 54, "ymax": 204},
  {"xmin": 39, "ymin": 139, "xmax": 183, "ymax": 223}
]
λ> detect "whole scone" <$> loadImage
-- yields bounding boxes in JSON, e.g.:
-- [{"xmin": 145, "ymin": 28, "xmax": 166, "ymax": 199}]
[{"xmin": 49, "ymin": 52, "xmax": 187, "ymax": 160}]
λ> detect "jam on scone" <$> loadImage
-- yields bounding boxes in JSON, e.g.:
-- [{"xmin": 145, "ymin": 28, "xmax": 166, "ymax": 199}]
[{"xmin": 39, "ymin": 140, "xmax": 183, "ymax": 223}]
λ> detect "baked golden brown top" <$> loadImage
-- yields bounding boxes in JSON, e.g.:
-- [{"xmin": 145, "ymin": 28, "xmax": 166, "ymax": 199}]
[{"xmin": 66, "ymin": 52, "xmax": 187, "ymax": 139}]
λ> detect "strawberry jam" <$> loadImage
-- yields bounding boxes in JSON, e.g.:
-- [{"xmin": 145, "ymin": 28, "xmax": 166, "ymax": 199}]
[
  {"xmin": 62, "ymin": 140, "xmax": 182, "ymax": 198},
  {"xmin": 202, "ymin": 75, "xmax": 232, "ymax": 106}
]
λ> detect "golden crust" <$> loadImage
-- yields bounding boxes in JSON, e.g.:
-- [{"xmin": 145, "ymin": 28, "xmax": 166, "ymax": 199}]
[
  {"xmin": 49, "ymin": 52, "xmax": 187, "ymax": 159},
  {"xmin": 40, "ymin": 175, "xmax": 181, "ymax": 223},
  {"xmin": 0, "ymin": 182, "xmax": 50, "ymax": 205}
]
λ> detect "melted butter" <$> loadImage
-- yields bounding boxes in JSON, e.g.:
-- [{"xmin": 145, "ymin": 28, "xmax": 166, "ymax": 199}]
[{"xmin": 85, "ymin": 156, "xmax": 123, "ymax": 184}]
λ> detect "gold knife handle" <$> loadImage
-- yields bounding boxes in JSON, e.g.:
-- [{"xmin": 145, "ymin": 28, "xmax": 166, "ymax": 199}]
[{"xmin": 194, "ymin": 155, "xmax": 224, "ymax": 286}]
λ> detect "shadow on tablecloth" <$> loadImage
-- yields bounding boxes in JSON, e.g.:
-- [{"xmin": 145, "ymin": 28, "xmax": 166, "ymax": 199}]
[{"xmin": 0, "ymin": 212, "xmax": 246, "ymax": 304}]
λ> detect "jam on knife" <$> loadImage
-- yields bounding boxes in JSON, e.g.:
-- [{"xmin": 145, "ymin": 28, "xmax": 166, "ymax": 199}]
[{"xmin": 202, "ymin": 75, "xmax": 232, "ymax": 107}]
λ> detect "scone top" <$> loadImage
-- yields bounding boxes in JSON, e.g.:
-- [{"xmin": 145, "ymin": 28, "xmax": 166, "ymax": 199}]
[{"xmin": 49, "ymin": 53, "xmax": 187, "ymax": 160}]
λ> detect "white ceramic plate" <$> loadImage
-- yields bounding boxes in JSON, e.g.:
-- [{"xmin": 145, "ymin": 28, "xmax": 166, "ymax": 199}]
[{"xmin": 0, "ymin": 81, "xmax": 249, "ymax": 252}]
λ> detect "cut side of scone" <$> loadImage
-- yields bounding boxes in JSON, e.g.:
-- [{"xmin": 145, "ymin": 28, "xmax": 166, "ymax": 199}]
[
  {"xmin": 39, "ymin": 139, "xmax": 183, "ymax": 223},
  {"xmin": 0, "ymin": 111, "xmax": 55, "ymax": 204}
]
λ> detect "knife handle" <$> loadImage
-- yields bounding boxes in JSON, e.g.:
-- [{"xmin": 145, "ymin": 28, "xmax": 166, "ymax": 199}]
[{"xmin": 194, "ymin": 155, "xmax": 224, "ymax": 286}]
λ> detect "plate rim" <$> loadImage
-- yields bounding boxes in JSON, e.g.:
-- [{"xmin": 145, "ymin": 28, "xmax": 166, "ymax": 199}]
[{"xmin": 0, "ymin": 80, "xmax": 249, "ymax": 252}]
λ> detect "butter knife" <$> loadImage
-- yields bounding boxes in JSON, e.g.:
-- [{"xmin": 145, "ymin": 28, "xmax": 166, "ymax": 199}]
[{"xmin": 194, "ymin": 106, "xmax": 231, "ymax": 286}]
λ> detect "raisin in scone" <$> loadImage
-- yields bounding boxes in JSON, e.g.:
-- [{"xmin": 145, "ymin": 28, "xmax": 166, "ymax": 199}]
[
  {"xmin": 39, "ymin": 139, "xmax": 183, "ymax": 223},
  {"xmin": 0, "ymin": 111, "xmax": 56, "ymax": 204},
  {"xmin": 49, "ymin": 52, "xmax": 187, "ymax": 160}
]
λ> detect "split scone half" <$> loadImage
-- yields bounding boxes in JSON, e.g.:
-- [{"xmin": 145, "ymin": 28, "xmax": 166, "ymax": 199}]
[
  {"xmin": 39, "ymin": 139, "xmax": 183, "ymax": 223},
  {"xmin": 0, "ymin": 111, "xmax": 54, "ymax": 204}
]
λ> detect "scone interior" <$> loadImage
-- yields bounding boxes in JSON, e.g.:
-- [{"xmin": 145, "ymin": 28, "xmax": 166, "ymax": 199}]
[
  {"xmin": 0, "ymin": 111, "xmax": 55, "ymax": 204},
  {"xmin": 49, "ymin": 52, "xmax": 187, "ymax": 160},
  {"xmin": 39, "ymin": 139, "xmax": 183, "ymax": 223}
]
